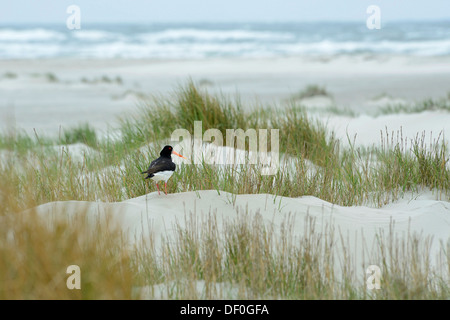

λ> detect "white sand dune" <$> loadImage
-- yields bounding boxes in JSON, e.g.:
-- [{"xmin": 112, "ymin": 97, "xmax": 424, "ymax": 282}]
[
  {"xmin": 31, "ymin": 189, "xmax": 450, "ymax": 281},
  {"xmin": 323, "ymin": 111, "xmax": 450, "ymax": 148},
  {"xmin": 53, "ymin": 143, "xmax": 100, "ymax": 162}
]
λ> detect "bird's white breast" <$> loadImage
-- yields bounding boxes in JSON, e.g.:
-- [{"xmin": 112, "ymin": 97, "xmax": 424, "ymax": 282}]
[{"xmin": 150, "ymin": 170, "xmax": 174, "ymax": 182}]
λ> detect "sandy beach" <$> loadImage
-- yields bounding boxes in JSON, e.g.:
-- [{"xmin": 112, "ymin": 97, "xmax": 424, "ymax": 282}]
[{"xmin": 1, "ymin": 55, "xmax": 449, "ymax": 139}]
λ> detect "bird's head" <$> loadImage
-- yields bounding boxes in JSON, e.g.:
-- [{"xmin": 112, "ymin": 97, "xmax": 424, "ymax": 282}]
[{"xmin": 160, "ymin": 145, "xmax": 187, "ymax": 159}]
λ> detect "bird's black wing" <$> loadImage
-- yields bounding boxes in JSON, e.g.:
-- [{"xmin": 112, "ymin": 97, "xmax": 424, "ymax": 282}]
[
  {"xmin": 142, "ymin": 157, "xmax": 176, "ymax": 179},
  {"xmin": 144, "ymin": 157, "xmax": 159, "ymax": 172}
]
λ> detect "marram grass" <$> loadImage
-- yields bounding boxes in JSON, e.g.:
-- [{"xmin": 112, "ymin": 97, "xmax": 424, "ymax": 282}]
[
  {"xmin": 0, "ymin": 81, "xmax": 449, "ymax": 299},
  {"xmin": 2, "ymin": 81, "xmax": 447, "ymax": 209}
]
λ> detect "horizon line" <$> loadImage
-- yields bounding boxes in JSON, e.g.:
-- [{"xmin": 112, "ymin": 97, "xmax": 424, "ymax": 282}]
[{"xmin": 0, "ymin": 18, "xmax": 449, "ymax": 25}]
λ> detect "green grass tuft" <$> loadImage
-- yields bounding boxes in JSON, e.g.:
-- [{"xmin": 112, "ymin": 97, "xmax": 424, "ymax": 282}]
[
  {"xmin": 61, "ymin": 123, "xmax": 98, "ymax": 148},
  {"xmin": 291, "ymin": 84, "xmax": 332, "ymax": 100}
]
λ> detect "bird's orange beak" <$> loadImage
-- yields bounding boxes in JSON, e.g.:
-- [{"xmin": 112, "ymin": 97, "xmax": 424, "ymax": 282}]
[{"xmin": 172, "ymin": 150, "xmax": 187, "ymax": 159}]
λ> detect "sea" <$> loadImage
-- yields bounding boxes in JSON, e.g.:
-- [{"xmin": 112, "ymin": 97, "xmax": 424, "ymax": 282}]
[{"xmin": 0, "ymin": 21, "xmax": 449, "ymax": 59}]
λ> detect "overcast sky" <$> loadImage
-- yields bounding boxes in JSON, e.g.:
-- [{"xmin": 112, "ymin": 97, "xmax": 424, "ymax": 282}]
[{"xmin": 1, "ymin": 0, "xmax": 449, "ymax": 24}]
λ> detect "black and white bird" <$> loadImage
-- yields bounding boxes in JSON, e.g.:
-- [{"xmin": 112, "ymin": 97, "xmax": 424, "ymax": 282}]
[{"xmin": 142, "ymin": 145, "xmax": 186, "ymax": 195}]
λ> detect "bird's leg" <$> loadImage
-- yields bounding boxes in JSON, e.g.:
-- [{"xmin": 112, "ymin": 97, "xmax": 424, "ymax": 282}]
[
  {"xmin": 164, "ymin": 182, "xmax": 168, "ymax": 195},
  {"xmin": 156, "ymin": 183, "xmax": 161, "ymax": 195}
]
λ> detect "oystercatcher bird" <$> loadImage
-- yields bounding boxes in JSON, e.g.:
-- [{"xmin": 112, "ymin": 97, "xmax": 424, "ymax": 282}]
[{"xmin": 142, "ymin": 145, "xmax": 186, "ymax": 195}]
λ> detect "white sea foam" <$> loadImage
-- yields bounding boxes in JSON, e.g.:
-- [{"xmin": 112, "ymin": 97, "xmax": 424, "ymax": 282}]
[
  {"xmin": 72, "ymin": 30, "xmax": 122, "ymax": 41},
  {"xmin": 0, "ymin": 28, "xmax": 66, "ymax": 42},
  {"xmin": 0, "ymin": 43, "xmax": 62, "ymax": 59},
  {"xmin": 1, "ymin": 23, "xmax": 449, "ymax": 59},
  {"xmin": 137, "ymin": 28, "xmax": 296, "ymax": 42}
]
